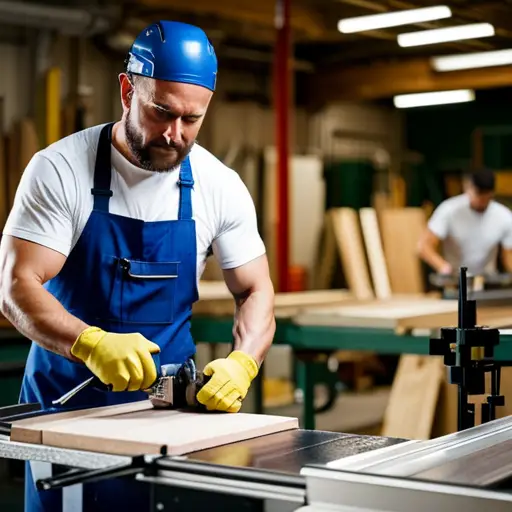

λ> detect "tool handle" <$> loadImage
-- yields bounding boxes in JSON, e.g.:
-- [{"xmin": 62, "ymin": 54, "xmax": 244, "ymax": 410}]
[{"xmin": 52, "ymin": 352, "xmax": 161, "ymax": 405}]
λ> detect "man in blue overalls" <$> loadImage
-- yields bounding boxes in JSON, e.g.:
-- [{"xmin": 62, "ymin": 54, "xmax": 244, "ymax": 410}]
[{"xmin": 0, "ymin": 20, "xmax": 275, "ymax": 511}]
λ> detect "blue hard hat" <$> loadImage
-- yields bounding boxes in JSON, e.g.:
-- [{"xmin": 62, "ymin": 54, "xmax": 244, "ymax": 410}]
[{"xmin": 126, "ymin": 21, "xmax": 217, "ymax": 91}]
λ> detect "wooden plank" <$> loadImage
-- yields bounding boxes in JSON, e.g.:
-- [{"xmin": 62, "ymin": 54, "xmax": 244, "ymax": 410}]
[
  {"xmin": 359, "ymin": 208, "xmax": 391, "ymax": 300},
  {"xmin": 307, "ymin": 57, "xmax": 512, "ymax": 103},
  {"xmin": 292, "ymin": 298, "xmax": 459, "ymax": 330},
  {"xmin": 194, "ymin": 284, "xmax": 353, "ymax": 317},
  {"xmin": 382, "ymin": 355, "xmax": 444, "ymax": 440},
  {"xmin": 293, "ymin": 300, "xmax": 512, "ymax": 332},
  {"xmin": 330, "ymin": 208, "xmax": 374, "ymax": 300},
  {"xmin": 312, "ymin": 211, "xmax": 338, "ymax": 290},
  {"xmin": 11, "ymin": 400, "xmax": 298, "ymax": 456},
  {"xmin": 379, "ymin": 208, "xmax": 426, "ymax": 295}
]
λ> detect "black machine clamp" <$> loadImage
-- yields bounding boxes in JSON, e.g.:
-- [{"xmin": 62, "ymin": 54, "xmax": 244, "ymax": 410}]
[{"xmin": 429, "ymin": 266, "xmax": 505, "ymax": 431}]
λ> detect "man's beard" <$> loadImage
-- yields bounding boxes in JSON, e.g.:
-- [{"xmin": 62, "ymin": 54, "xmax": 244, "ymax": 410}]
[{"xmin": 124, "ymin": 111, "xmax": 193, "ymax": 172}]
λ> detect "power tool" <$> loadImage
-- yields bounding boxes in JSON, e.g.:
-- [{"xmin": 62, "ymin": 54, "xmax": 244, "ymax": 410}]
[{"xmin": 52, "ymin": 355, "xmax": 209, "ymax": 410}]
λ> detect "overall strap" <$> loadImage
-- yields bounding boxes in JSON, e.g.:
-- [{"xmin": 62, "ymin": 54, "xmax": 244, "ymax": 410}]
[
  {"xmin": 178, "ymin": 156, "xmax": 194, "ymax": 220},
  {"xmin": 91, "ymin": 123, "xmax": 115, "ymax": 211}
]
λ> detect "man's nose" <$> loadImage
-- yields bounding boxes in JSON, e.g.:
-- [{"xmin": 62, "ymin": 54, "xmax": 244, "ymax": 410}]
[{"xmin": 163, "ymin": 119, "xmax": 182, "ymax": 144}]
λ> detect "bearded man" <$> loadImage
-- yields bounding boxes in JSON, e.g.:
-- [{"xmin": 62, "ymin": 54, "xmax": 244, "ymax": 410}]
[{"xmin": 0, "ymin": 20, "xmax": 275, "ymax": 512}]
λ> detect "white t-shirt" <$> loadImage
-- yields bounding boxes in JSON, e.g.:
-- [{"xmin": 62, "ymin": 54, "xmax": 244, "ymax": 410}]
[
  {"xmin": 3, "ymin": 124, "xmax": 266, "ymax": 281},
  {"xmin": 428, "ymin": 193, "xmax": 512, "ymax": 274}
]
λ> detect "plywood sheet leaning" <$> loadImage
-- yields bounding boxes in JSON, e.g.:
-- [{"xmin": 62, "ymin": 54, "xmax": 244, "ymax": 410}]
[
  {"xmin": 312, "ymin": 211, "xmax": 338, "ymax": 290},
  {"xmin": 379, "ymin": 207, "xmax": 426, "ymax": 295},
  {"xmin": 359, "ymin": 207, "xmax": 391, "ymax": 300},
  {"xmin": 10, "ymin": 400, "xmax": 298, "ymax": 457},
  {"xmin": 330, "ymin": 208, "xmax": 374, "ymax": 300},
  {"xmin": 382, "ymin": 355, "xmax": 444, "ymax": 440}
]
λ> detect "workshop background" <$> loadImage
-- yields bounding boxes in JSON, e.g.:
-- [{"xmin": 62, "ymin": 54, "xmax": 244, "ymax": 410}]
[{"xmin": 2, "ymin": 0, "xmax": 512, "ymax": 509}]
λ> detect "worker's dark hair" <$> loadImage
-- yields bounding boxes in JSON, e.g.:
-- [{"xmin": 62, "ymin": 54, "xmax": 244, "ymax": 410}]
[{"xmin": 468, "ymin": 168, "xmax": 495, "ymax": 192}]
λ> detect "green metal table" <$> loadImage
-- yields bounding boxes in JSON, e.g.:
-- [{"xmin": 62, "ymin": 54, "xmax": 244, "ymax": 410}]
[{"xmin": 191, "ymin": 315, "xmax": 512, "ymax": 430}]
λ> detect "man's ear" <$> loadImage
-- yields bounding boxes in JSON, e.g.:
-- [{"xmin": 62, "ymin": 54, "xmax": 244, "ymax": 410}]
[{"xmin": 119, "ymin": 73, "xmax": 134, "ymax": 112}]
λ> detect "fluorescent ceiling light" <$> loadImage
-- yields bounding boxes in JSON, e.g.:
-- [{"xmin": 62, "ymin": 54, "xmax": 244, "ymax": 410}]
[
  {"xmin": 337, "ymin": 5, "xmax": 451, "ymax": 34},
  {"xmin": 393, "ymin": 89, "xmax": 475, "ymax": 108},
  {"xmin": 432, "ymin": 48, "xmax": 512, "ymax": 71},
  {"xmin": 398, "ymin": 23, "xmax": 494, "ymax": 47}
]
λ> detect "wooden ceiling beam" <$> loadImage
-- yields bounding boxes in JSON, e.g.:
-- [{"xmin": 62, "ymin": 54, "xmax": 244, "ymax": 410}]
[
  {"xmin": 137, "ymin": 0, "xmax": 328, "ymax": 40},
  {"xmin": 306, "ymin": 57, "xmax": 512, "ymax": 103}
]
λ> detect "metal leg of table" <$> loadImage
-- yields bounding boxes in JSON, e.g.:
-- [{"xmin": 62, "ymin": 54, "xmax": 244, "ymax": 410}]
[
  {"xmin": 30, "ymin": 462, "xmax": 83, "ymax": 512},
  {"xmin": 295, "ymin": 358, "xmax": 316, "ymax": 430},
  {"xmin": 63, "ymin": 483, "xmax": 82, "ymax": 512}
]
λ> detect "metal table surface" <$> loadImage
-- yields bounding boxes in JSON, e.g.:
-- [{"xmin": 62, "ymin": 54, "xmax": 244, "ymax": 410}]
[
  {"xmin": 322, "ymin": 415, "xmax": 512, "ymax": 489},
  {"xmin": 188, "ymin": 430, "xmax": 407, "ymax": 475},
  {"xmin": 0, "ymin": 430, "xmax": 406, "ymax": 475}
]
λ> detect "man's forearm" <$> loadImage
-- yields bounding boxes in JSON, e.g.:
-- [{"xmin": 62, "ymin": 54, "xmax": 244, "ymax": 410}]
[
  {"xmin": 418, "ymin": 245, "xmax": 450, "ymax": 273},
  {"xmin": 232, "ymin": 286, "xmax": 275, "ymax": 365},
  {"xmin": 0, "ymin": 278, "xmax": 89, "ymax": 360}
]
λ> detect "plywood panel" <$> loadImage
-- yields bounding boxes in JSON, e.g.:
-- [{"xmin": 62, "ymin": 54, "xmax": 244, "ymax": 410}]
[
  {"xmin": 312, "ymin": 211, "xmax": 338, "ymax": 290},
  {"xmin": 11, "ymin": 400, "xmax": 298, "ymax": 456},
  {"xmin": 382, "ymin": 355, "xmax": 444, "ymax": 440},
  {"xmin": 330, "ymin": 208, "xmax": 374, "ymax": 300},
  {"xmin": 359, "ymin": 208, "xmax": 391, "ymax": 300},
  {"xmin": 380, "ymin": 208, "xmax": 426, "ymax": 295}
]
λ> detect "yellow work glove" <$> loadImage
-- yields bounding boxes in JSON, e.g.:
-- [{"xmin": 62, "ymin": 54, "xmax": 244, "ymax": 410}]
[
  {"xmin": 196, "ymin": 351, "xmax": 259, "ymax": 413},
  {"xmin": 71, "ymin": 327, "xmax": 160, "ymax": 392}
]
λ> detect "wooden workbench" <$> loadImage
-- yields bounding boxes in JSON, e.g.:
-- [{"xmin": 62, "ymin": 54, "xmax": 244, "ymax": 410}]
[
  {"xmin": 195, "ymin": 281, "xmax": 354, "ymax": 317},
  {"xmin": 292, "ymin": 297, "xmax": 512, "ymax": 332}
]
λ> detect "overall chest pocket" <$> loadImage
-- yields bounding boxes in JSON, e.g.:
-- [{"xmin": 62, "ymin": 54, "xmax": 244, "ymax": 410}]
[{"xmin": 114, "ymin": 258, "xmax": 179, "ymax": 324}]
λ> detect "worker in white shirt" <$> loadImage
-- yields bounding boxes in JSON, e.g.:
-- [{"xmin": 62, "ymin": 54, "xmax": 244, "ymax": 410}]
[{"xmin": 417, "ymin": 168, "xmax": 512, "ymax": 276}]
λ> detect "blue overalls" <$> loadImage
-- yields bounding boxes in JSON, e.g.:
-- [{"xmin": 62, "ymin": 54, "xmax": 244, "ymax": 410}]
[{"xmin": 19, "ymin": 122, "xmax": 199, "ymax": 511}]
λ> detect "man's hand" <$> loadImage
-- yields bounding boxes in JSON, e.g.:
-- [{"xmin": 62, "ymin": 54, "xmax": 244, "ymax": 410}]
[
  {"xmin": 196, "ymin": 351, "xmax": 259, "ymax": 412},
  {"xmin": 71, "ymin": 326, "xmax": 160, "ymax": 391},
  {"xmin": 439, "ymin": 262, "xmax": 453, "ymax": 275}
]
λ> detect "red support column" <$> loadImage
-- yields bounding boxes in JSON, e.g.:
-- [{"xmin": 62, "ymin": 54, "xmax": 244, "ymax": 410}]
[{"xmin": 274, "ymin": 0, "xmax": 291, "ymax": 292}]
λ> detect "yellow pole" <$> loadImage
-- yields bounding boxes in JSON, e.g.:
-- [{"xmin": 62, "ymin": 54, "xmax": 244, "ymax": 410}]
[{"xmin": 45, "ymin": 66, "xmax": 61, "ymax": 146}]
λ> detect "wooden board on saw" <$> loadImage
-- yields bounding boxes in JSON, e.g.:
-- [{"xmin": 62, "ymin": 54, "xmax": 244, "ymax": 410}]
[
  {"xmin": 193, "ymin": 282, "xmax": 353, "ymax": 317},
  {"xmin": 293, "ymin": 299, "xmax": 512, "ymax": 332},
  {"xmin": 381, "ymin": 355, "xmax": 445, "ymax": 440},
  {"xmin": 10, "ymin": 400, "xmax": 298, "ymax": 457},
  {"xmin": 379, "ymin": 208, "xmax": 426, "ymax": 295}
]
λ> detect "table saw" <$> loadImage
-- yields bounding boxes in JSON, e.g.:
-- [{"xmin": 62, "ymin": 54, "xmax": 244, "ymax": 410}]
[{"xmin": 0, "ymin": 414, "xmax": 511, "ymax": 511}]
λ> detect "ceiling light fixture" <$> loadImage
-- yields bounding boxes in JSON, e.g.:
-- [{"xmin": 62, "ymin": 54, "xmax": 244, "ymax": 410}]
[
  {"xmin": 337, "ymin": 5, "xmax": 452, "ymax": 34},
  {"xmin": 398, "ymin": 23, "xmax": 494, "ymax": 47},
  {"xmin": 432, "ymin": 48, "xmax": 512, "ymax": 71},
  {"xmin": 393, "ymin": 89, "xmax": 475, "ymax": 108}
]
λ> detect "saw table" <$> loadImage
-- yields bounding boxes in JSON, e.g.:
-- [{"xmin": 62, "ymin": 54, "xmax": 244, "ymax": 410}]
[{"xmin": 1, "ymin": 413, "xmax": 512, "ymax": 511}]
